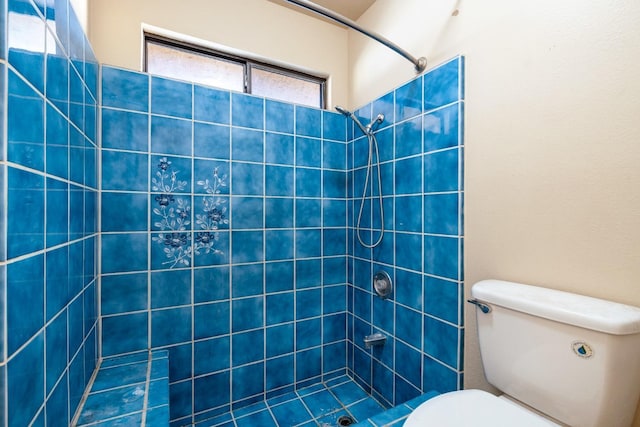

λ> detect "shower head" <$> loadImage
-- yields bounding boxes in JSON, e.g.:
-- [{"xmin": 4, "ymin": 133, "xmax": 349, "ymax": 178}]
[
  {"xmin": 335, "ymin": 105, "xmax": 369, "ymax": 135},
  {"xmin": 335, "ymin": 105, "xmax": 352, "ymax": 118}
]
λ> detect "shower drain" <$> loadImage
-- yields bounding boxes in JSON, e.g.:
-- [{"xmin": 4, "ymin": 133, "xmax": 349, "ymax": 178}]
[{"xmin": 337, "ymin": 415, "xmax": 355, "ymax": 426}]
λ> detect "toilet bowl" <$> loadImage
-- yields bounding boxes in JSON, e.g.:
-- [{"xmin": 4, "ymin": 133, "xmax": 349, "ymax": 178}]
[{"xmin": 404, "ymin": 389, "xmax": 561, "ymax": 427}]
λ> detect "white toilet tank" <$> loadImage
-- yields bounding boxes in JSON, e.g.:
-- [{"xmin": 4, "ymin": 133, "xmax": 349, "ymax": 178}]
[{"xmin": 472, "ymin": 280, "xmax": 640, "ymax": 427}]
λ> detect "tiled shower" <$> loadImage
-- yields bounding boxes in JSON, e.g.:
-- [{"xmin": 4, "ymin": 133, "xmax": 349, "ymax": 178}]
[{"xmin": 0, "ymin": 0, "xmax": 463, "ymax": 426}]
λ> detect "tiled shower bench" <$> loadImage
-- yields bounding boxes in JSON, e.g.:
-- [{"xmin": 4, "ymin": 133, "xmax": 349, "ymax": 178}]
[
  {"xmin": 73, "ymin": 350, "xmax": 170, "ymax": 426},
  {"xmin": 352, "ymin": 391, "xmax": 440, "ymax": 427}
]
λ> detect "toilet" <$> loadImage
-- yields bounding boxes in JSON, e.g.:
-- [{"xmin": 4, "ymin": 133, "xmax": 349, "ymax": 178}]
[{"xmin": 405, "ymin": 280, "xmax": 640, "ymax": 427}]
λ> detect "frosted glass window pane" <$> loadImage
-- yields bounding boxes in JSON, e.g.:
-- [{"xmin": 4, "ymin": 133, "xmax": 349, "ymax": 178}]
[
  {"xmin": 251, "ymin": 68, "xmax": 321, "ymax": 108},
  {"xmin": 147, "ymin": 42, "xmax": 245, "ymax": 92}
]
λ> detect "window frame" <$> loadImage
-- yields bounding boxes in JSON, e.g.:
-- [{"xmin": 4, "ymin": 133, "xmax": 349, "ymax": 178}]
[{"xmin": 143, "ymin": 33, "xmax": 327, "ymax": 109}]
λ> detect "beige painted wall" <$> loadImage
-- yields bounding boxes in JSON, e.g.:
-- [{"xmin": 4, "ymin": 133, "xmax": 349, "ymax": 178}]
[
  {"xmin": 352, "ymin": 0, "xmax": 640, "ymax": 425},
  {"xmin": 87, "ymin": 0, "xmax": 349, "ymax": 108}
]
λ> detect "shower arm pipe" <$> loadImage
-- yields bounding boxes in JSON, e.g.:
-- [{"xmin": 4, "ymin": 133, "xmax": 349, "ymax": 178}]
[{"xmin": 284, "ymin": 0, "xmax": 427, "ymax": 73}]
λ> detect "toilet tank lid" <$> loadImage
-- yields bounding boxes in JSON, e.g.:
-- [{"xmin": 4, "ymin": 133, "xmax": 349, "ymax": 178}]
[{"xmin": 471, "ymin": 280, "xmax": 640, "ymax": 335}]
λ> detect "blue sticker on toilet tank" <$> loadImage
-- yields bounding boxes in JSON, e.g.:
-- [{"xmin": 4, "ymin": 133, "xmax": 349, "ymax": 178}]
[{"xmin": 572, "ymin": 341, "xmax": 593, "ymax": 358}]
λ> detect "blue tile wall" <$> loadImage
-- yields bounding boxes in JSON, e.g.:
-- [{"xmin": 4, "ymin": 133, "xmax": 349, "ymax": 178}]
[
  {"xmin": 100, "ymin": 65, "xmax": 350, "ymax": 425},
  {"xmin": 347, "ymin": 57, "xmax": 465, "ymax": 407},
  {"xmin": 1, "ymin": 0, "xmax": 99, "ymax": 425}
]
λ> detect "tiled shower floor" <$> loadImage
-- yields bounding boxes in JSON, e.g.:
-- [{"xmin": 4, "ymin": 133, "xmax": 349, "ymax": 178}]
[{"xmin": 194, "ymin": 375, "xmax": 386, "ymax": 427}]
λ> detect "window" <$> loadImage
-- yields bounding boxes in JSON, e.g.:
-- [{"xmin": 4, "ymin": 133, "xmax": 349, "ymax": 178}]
[{"xmin": 144, "ymin": 34, "xmax": 326, "ymax": 109}]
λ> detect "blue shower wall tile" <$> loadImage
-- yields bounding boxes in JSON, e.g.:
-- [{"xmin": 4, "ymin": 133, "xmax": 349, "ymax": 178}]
[
  {"xmin": 7, "ymin": 331, "xmax": 44, "ymax": 427},
  {"xmin": 232, "ymin": 93, "xmax": 263, "ymax": 130},
  {"xmin": 424, "ymin": 57, "xmax": 463, "ymax": 112},
  {"xmin": 323, "ymin": 111, "xmax": 346, "ymax": 141},
  {"xmin": 7, "ymin": 167, "xmax": 44, "ymax": 258},
  {"xmin": 151, "ymin": 76, "xmax": 192, "ymax": 119},
  {"xmin": 232, "ymin": 296, "xmax": 264, "ymax": 333},
  {"xmin": 232, "ymin": 362, "xmax": 264, "ymax": 401},
  {"xmin": 395, "ymin": 195, "xmax": 422, "ymax": 233},
  {"xmin": 396, "ymin": 340, "xmax": 422, "ymax": 388},
  {"xmin": 232, "ymin": 196, "xmax": 264, "ymax": 229},
  {"xmin": 296, "ymin": 318, "xmax": 321, "ymax": 350},
  {"xmin": 323, "ymin": 229, "xmax": 346, "ymax": 256},
  {"xmin": 101, "ymin": 233, "xmax": 148, "ymax": 273},
  {"xmin": 265, "ymin": 197, "xmax": 294, "ymax": 229},
  {"xmin": 194, "ymin": 301, "xmax": 229, "ymax": 339},
  {"xmin": 266, "ymin": 324, "xmax": 294, "ymax": 358},
  {"xmin": 395, "ymin": 116, "xmax": 422, "ymax": 159},
  {"xmin": 232, "ymin": 263, "xmax": 264, "ymax": 298},
  {"xmin": 423, "ymin": 355, "xmax": 458, "ymax": 394},
  {"xmin": 395, "ymin": 269, "xmax": 423, "ymax": 312},
  {"xmin": 232, "ymin": 127, "xmax": 263, "ymax": 162},
  {"xmin": 101, "ymin": 192, "xmax": 148, "ymax": 232},
  {"xmin": 295, "ymin": 198, "xmax": 321, "ymax": 228},
  {"xmin": 194, "ymin": 122, "xmax": 230, "ymax": 159},
  {"xmin": 296, "ymin": 258, "xmax": 321, "ymax": 289},
  {"xmin": 424, "ymin": 193, "xmax": 459, "ymax": 236},
  {"xmin": 265, "ymin": 230, "xmax": 294, "ymax": 261},
  {"xmin": 295, "ymin": 106, "xmax": 321, "ymax": 138},
  {"xmin": 232, "ymin": 162, "xmax": 263, "ymax": 195},
  {"xmin": 266, "ymin": 292, "xmax": 294, "ymax": 326},
  {"xmin": 394, "ymin": 156, "xmax": 422, "ymax": 195},
  {"xmin": 102, "ymin": 66, "xmax": 149, "ymax": 112},
  {"xmin": 296, "ymin": 168, "xmax": 321, "ymax": 197},
  {"xmin": 152, "ymin": 307, "xmax": 192, "ymax": 347},
  {"xmin": 195, "ymin": 85, "xmax": 230, "ymax": 124},
  {"xmin": 194, "ymin": 266, "xmax": 230, "ymax": 303},
  {"xmin": 323, "ymin": 313, "xmax": 346, "ymax": 343},
  {"xmin": 45, "ymin": 247, "xmax": 68, "ymax": 321},
  {"xmin": 265, "ymin": 165, "xmax": 294, "ymax": 197},
  {"xmin": 323, "ymin": 199, "xmax": 346, "ymax": 227},
  {"xmin": 323, "ymin": 140, "xmax": 346, "ymax": 170},
  {"xmin": 394, "ymin": 232, "xmax": 422, "ymax": 272},
  {"xmin": 296, "ymin": 229, "xmax": 321, "ymax": 258},
  {"xmin": 266, "ymin": 355, "xmax": 294, "ymax": 391},
  {"xmin": 296, "ymin": 136, "xmax": 321, "ymax": 167},
  {"xmin": 8, "ymin": 43, "xmax": 45, "ymax": 98},
  {"xmin": 323, "ymin": 257, "xmax": 346, "ymax": 286},
  {"xmin": 395, "ymin": 305, "xmax": 422, "ymax": 351},
  {"xmin": 265, "ymin": 99, "xmax": 294, "ymax": 134},
  {"xmin": 151, "ymin": 116, "xmax": 193, "ymax": 156},
  {"xmin": 46, "ymin": 178, "xmax": 69, "ymax": 247},
  {"xmin": 195, "ymin": 336, "xmax": 230, "ymax": 375},
  {"xmin": 265, "ymin": 261, "xmax": 294, "ymax": 293},
  {"xmin": 152, "ymin": 269, "xmax": 192, "ymax": 308},
  {"xmin": 102, "ymin": 150, "xmax": 148, "ymax": 191},
  {"xmin": 424, "ymin": 277, "xmax": 460, "ymax": 325},
  {"xmin": 424, "ymin": 103, "xmax": 460, "ymax": 153},
  {"xmin": 266, "ymin": 140, "xmax": 296, "ymax": 179},
  {"xmin": 232, "ymin": 231, "xmax": 264, "ymax": 263},
  {"xmin": 233, "ymin": 330, "xmax": 264, "ymax": 366},
  {"xmin": 45, "ymin": 105, "xmax": 68, "ymax": 178},
  {"xmin": 395, "ymin": 77, "xmax": 422, "ymax": 122},
  {"xmin": 102, "ymin": 108, "xmax": 148, "ymax": 151},
  {"xmin": 7, "ymin": 86, "xmax": 44, "ymax": 172},
  {"xmin": 423, "ymin": 316, "xmax": 460, "ymax": 369},
  {"xmin": 6, "ymin": 254, "xmax": 44, "ymax": 356},
  {"xmin": 424, "ymin": 235, "xmax": 460, "ymax": 280},
  {"xmin": 193, "ymin": 371, "xmax": 229, "ymax": 413},
  {"xmin": 296, "ymin": 289, "xmax": 321, "ymax": 320},
  {"xmin": 101, "ymin": 273, "xmax": 148, "ymax": 315},
  {"xmin": 322, "ymin": 170, "xmax": 346, "ymax": 199}
]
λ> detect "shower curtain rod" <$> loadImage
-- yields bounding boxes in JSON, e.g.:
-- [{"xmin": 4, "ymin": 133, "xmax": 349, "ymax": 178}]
[{"xmin": 284, "ymin": 0, "xmax": 427, "ymax": 73}]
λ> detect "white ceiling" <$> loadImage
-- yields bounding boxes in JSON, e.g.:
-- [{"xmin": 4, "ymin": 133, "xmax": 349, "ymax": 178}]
[{"xmin": 269, "ymin": 0, "xmax": 377, "ymax": 22}]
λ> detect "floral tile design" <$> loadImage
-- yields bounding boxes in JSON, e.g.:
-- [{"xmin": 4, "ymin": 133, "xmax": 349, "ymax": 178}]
[{"xmin": 151, "ymin": 157, "xmax": 228, "ymax": 268}]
